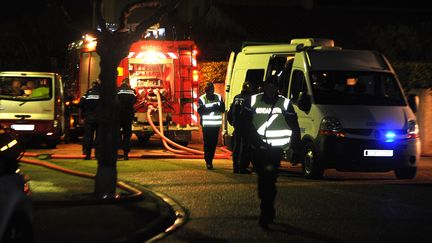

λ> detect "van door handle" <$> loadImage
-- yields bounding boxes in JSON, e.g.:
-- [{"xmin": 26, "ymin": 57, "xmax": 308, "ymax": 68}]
[{"xmin": 43, "ymin": 108, "xmax": 52, "ymax": 112}]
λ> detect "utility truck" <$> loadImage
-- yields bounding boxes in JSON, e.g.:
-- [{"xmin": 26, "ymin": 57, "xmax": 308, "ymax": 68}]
[{"xmin": 224, "ymin": 38, "xmax": 420, "ymax": 179}]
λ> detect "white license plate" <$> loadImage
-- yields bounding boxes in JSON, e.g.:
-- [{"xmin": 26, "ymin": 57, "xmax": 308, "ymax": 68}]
[
  {"xmin": 11, "ymin": 124, "xmax": 35, "ymax": 131},
  {"xmin": 363, "ymin": 149, "xmax": 393, "ymax": 157}
]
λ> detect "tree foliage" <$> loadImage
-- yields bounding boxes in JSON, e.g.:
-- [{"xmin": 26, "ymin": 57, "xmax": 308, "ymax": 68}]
[
  {"xmin": 358, "ymin": 23, "xmax": 432, "ymax": 88},
  {"xmin": 198, "ymin": 61, "xmax": 227, "ymax": 93},
  {"xmin": 393, "ymin": 62, "xmax": 432, "ymax": 89}
]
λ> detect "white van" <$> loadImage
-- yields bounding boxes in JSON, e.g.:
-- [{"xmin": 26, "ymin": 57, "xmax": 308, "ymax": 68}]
[
  {"xmin": 224, "ymin": 39, "xmax": 420, "ymax": 179},
  {"xmin": 0, "ymin": 72, "xmax": 66, "ymax": 148}
]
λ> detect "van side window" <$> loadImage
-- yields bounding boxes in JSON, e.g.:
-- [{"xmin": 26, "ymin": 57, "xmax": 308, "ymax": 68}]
[
  {"xmin": 290, "ymin": 70, "xmax": 307, "ymax": 104},
  {"xmin": 245, "ymin": 69, "xmax": 264, "ymax": 94}
]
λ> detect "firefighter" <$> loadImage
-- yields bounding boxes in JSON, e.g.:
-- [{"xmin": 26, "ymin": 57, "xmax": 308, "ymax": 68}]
[
  {"xmin": 198, "ymin": 82, "xmax": 225, "ymax": 170},
  {"xmin": 117, "ymin": 78, "xmax": 137, "ymax": 160},
  {"xmin": 79, "ymin": 80, "xmax": 101, "ymax": 160},
  {"xmin": 240, "ymin": 75, "xmax": 300, "ymax": 229},
  {"xmin": 228, "ymin": 81, "xmax": 252, "ymax": 174}
]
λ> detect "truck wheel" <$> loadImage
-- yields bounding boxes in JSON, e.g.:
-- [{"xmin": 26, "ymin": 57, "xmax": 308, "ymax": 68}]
[
  {"xmin": 45, "ymin": 139, "xmax": 58, "ymax": 149},
  {"xmin": 137, "ymin": 134, "xmax": 151, "ymax": 146},
  {"xmin": 394, "ymin": 167, "xmax": 416, "ymax": 179},
  {"xmin": 69, "ymin": 130, "xmax": 80, "ymax": 142},
  {"xmin": 302, "ymin": 142, "xmax": 324, "ymax": 179}
]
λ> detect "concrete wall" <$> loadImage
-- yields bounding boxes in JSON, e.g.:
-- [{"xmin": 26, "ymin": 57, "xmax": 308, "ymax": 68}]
[{"xmin": 412, "ymin": 88, "xmax": 432, "ymax": 156}]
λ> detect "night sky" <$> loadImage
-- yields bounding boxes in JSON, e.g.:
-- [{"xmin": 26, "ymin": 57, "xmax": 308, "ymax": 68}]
[{"xmin": 1, "ymin": 1, "xmax": 432, "ymax": 69}]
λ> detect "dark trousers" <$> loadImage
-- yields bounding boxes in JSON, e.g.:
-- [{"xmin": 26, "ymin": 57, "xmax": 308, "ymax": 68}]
[
  {"xmin": 232, "ymin": 129, "xmax": 251, "ymax": 172},
  {"xmin": 251, "ymin": 146, "xmax": 283, "ymax": 221},
  {"xmin": 83, "ymin": 116, "xmax": 98, "ymax": 156},
  {"xmin": 120, "ymin": 117, "xmax": 133, "ymax": 153},
  {"xmin": 202, "ymin": 126, "xmax": 220, "ymax": 165}
]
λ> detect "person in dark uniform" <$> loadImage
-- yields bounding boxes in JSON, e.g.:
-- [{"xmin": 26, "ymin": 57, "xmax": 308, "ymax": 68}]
[
  {"xmin": 240, "ymin": 75, "xmax": 300, "ymax": 230},
  {"xmin": 228, "ymin": 81, "xmax": 252, "ymax": 174},
  {"xmin": 117, "ymin": 78, "xmax": 137, "ymax": 160},
  {"xmin": 197, "ymin": 82, "xmax": 225, "ymax": 170},
  {"xmin": 79, "ymin": 80, "xmax": 101, "ymax": 160}
]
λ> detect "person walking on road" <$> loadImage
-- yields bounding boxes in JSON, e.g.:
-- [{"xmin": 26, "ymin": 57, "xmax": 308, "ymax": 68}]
[
  {"xmin": 79, "ymin": 80, "xmax": 101, "ymax": 160},
  {"xmin": 240, "ymin": 75, "xmax": 300, "ymax": 229},
  {"xmin": 228, "ymin": 81, "xmax": 252, "ymax": 174},
  {"xmin": 117, "ymin": 78, "xmax": 137, "ymax": 160},
  {"xmin": 198, "ymin": 82, "xmax": 225, "ymax": 170}
]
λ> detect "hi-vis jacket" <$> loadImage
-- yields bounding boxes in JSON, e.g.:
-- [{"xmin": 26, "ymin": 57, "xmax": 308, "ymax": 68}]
[
  {"xmin": 241, "ymin": 93, "xmax": 300, "ymax": 149},
  {"xmin": 198, "ymin": 93, "xmax": 225, "ymax": 127}
]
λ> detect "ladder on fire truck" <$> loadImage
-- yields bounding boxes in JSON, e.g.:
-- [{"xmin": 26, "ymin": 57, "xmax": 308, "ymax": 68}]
[{"xmin": 178, "ymin": 46, "xmax": 195, "ymax": 116}]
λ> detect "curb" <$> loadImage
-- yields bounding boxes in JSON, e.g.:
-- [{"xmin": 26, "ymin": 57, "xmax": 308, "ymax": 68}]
[{"xmin": 20, "ymin": 157, "xmax": 186, "ymax": 242}]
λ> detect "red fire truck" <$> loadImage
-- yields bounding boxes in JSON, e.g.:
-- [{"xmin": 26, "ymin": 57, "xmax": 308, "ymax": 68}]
[{"xmin": 65, "ymin": 34, "xmax": 200, "ymax": 145}]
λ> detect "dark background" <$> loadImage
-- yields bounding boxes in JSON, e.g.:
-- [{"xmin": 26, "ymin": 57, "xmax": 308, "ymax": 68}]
[{"xmin": 1, "ymin": 1, "xmax": 431, "ymax": 78}]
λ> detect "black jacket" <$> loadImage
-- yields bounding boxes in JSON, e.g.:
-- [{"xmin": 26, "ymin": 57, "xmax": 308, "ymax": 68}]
[
  {"xmin": 228, "ymin": 91, "xmax": 250, "ymax": 128},
  {"xmin": 78, "ymin": 86, "xmax": 101, "ymax": 119},
  {"xmin": 117, "ymin": 83, "xmax": 137, "ymax": 118}
]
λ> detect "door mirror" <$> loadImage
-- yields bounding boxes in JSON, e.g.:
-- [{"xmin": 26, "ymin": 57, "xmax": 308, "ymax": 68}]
[
  {"xmin": 407, "ymin": 94, "xmax": 419, "ymax": 113},
  {"xmin": 297, "ymin": 91, "xmax": 311, "ymax": 112}
]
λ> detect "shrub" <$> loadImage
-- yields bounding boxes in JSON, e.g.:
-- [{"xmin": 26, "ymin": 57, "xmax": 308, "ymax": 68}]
[{"xmin": 198, "ymin": 61, "xmax": 228, "ymax": 93}]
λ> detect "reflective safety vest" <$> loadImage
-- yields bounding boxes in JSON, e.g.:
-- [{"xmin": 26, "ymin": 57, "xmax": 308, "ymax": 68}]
[
  {"xmin": 199, "ymin": 93, "xmax": 223, "ymax": 127},
  {"xmin": 250, "ymin": 93, "xmax": 293, "ymax": 148}
]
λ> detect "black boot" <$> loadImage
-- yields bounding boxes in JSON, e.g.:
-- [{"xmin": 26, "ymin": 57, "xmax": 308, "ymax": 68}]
[
  {"xmin": 206, "ymin": 161, "xmax": 213, "ymax": 170},
  {"xmin": 258, "ymin": 207, "xmax": 275, "ymax": 230}
]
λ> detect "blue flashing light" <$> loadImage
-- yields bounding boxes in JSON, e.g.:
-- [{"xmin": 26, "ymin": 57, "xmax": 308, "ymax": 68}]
[{"xmin": 385, "ymin": 131, "xmax": 396, "ymax": 142}]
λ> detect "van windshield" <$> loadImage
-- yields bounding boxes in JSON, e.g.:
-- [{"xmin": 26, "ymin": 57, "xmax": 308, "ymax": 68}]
[
  {"xmin": 0, "ymin": 76, "xmax": 52, "ymax": 101},
  {"xmin": 310, "ymin": 71, "xmax": 406, "ymax": 106}
]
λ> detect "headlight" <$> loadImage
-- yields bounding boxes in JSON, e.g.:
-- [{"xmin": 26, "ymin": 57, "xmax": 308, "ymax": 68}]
[
  {"xmin": 319, "ymin": 117, "xmax": 345, "ymax": 137},
  {"xmin": 407, "ymin": 120, "xmax": 419, "ymax": 139}
]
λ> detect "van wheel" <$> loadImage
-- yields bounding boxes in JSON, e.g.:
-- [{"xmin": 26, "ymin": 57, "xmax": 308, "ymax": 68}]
[
  {"xmin": 302, "ymin": 142, "xmax": 324, "ymax": 179},
  {"xmin": 394, "ymin": 167, "xmax": 416, "ymax": 179}
]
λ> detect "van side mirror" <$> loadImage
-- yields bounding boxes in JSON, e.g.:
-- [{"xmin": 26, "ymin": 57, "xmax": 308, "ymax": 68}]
[
  {"xmin": 297, "ymin": 91, "xmax": 311, "ymax": 112},
  {"xmin": 407, "ymin": 94, "xmax": 419, "ymax": 113}
]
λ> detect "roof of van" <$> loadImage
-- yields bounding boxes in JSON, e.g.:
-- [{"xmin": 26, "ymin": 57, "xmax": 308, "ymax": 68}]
[
  {"xmin": 242, "ymin": 44, "xmax": 299, "ymax": 54},
  {"xmin": 0, "ymin": 71, "xmax": 58, "ymax": 77},
  {"xmin": 306, "ymin": 49, "xmax": 390, "ymax": 71}
]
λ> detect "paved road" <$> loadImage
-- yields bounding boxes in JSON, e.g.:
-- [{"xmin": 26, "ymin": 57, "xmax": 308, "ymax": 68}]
[
  {"xmin": 115, "ymin": 149, "xmax": 432, "ymax": 242},
  {"xmin": 27, "ymin": 143, "xmax": 432, "ymax": 242}
]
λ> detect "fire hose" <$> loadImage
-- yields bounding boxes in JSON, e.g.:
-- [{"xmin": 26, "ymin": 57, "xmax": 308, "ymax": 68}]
[
  {"xmin": 20, "ymin": 90, "xmax": 231, "ymax": 160},
  {"xmin": 147, "ymin": 89, "xmax": 231, "ymax": 159}
]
